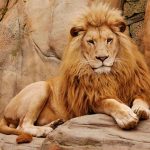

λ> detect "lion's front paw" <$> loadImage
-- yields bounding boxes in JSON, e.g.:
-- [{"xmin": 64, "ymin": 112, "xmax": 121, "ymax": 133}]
[
  {"xmin": 113, "ymin": 104, "xmax": 139, "ymax": 129},
  {"xmin": 22, "ymin": 125, "xmax": 53, "ymax": 137},
  {"xmin": 132, "ymin": 105, "xmax": 150, "ymax": 120}
]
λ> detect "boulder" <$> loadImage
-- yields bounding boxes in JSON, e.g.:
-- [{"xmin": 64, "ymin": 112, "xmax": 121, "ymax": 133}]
[
  {"xmin": 0, "ymin": 133, "xmax": 45, "ymax": 150},
  {"xmin": 123, "ymin": 0, "xmax": 147, "ymax": 49},
  {"xmin": 143, "ymin": 0, "xmax": 150, "ymax": 67},
  {"xmin": 41, "ymin": 114, "xmax": 150, "ymax": 150},
  {"xmin": 124, "ymin": 0, "xmax": 147, "ymax": 18},
  {"xmin": 0, "ymin": 114, "xmax": 150, "ymax": 150},
  {"xmin": 130, "ymin": 21, "xmax": 144, "ymax": 48}
]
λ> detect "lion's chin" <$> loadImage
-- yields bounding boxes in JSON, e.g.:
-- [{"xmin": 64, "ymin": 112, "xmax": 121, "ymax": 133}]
[{"xmin": 93, "ymin": 66, "xmax": 111, "ymax": 74}]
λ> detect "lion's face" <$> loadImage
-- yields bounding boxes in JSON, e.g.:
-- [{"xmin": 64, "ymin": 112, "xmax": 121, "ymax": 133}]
[
  {"xmin": 69, "ymin": 3, "xmax": 126, "ymax": 74},
  {"xmin": 81, "ymin": 25, "xmax": 119, "ymax": 73}
]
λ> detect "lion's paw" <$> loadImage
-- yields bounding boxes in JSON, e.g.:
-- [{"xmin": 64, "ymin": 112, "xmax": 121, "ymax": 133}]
[
  {"xmin": 36, "ymin": 127, "xmax": 53, "ymax": 137},
  {"xmin": 22, "ymin": 125, "xmax": 53, "ymax": 137},
  {"xmin": 113, "ymin": 104, "xmax": 139, "ymax": 129},
  {"xmin": 132, "ymin": 105, "xmax": 150, "ymax": 120}
]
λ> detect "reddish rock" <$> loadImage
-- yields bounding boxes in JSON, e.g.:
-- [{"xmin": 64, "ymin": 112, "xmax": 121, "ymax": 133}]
[{"xmin": 143, "ymin": 0, "xmax": 150, "ymax": 67}]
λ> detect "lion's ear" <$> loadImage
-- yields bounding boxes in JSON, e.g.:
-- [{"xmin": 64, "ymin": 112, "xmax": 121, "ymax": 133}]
[
  {"xmin": 70, "ymin": 26, "xmax": 85, "ymax": 37},
  {"xmin": 117, "ymin": 22, "xmax": 126, "ymax": 33}
]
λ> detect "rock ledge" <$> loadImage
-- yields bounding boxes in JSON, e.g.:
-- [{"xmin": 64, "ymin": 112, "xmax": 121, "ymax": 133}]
[{"xmin": 42, "ymin": 114, "xmax": 150, "ymax": 150}]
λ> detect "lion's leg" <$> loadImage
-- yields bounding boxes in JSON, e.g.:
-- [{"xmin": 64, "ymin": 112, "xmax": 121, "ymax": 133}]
[
  {"xmin": 94, "ymin": 99, "xmax": 139, "ymax": 129},
  {"xmin": 17, "ymin": 82, "xmax": 53, "ymax": 137},
  {"xmin": 9, "ymin": 124, "xmax": 17, "ymax": 128},
  {"xmin": 20, "ymin": 124, "xmax": 53, "ymax": 137},
  {"xmin": 132, "ymin": 99, "xmax": 150, "ymax": 120}
]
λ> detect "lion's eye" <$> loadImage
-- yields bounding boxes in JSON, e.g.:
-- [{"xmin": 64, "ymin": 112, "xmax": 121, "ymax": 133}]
[
  {"xmin": 87, "ymin": 39, "xmax": 95, "ymax": 45},
  {"xmin": 107, "ymin": 38, "xmax": 113, "ymax": 44}
]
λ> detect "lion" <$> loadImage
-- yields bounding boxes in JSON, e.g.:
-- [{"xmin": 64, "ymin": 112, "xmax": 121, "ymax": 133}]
[{"xmin": 0, "ymin": 2, "xmax": 150, "ymax": 141}]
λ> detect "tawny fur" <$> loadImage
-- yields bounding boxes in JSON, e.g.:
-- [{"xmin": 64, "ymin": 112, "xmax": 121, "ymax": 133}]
[
  {"xmin": 57, "ymin": 3, "xmax": 150, "ymax": 119},
  {"xmin": 0, "ymin": 2, "xmax": 150, "ymax": 142}
]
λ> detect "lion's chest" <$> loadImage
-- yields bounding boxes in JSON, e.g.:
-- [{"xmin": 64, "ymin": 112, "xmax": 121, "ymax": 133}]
[
  {"xmin": 64, "ymin": 75, "xmax": 118, "ymax": 116},
  {"xmin": 62, "ymin": 72, "xmax": 134, "ymax": 117}
]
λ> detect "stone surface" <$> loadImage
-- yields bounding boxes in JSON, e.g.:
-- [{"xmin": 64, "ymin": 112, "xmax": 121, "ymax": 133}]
[
  {"xmin": 0, "ymin": 133, "xmax": 45, "ymax": 150},
  {"xmin": 123, "ymin": 0, "xmax": 147, "ymax": 52},
  {"xmin": 143, "ymin": 0, "xmax": 150, "ymax": 67},
  {"xmin": 126, "ymin": 13, "xmax": 145, "ymax": 25},
  {"xmin": 41, "ymin": 114, "xmax": 150, "ymax": 150},
  {"xmin": 130, "ymin": 21, "xmax": 144, "ymax": 48},
  {"xmin": 124, "ymin": 0, "xmax": 147, "ymax": 17},
  {"xmin": 0, "ymin": 0, "xmax": 8, "ymax": 20},
  {"xmin": 3, "ymin": 114, "xmax": 150, "ymax": 150}
]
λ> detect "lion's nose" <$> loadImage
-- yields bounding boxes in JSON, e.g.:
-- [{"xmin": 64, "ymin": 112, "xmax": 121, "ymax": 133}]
[{"xmin": 95, "ymin": 56, "xmax": 109, "ymax": 62}]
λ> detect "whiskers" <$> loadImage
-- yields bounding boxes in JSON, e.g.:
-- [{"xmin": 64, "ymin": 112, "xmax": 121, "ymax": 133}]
[
  {"xmin": 114, "ymin": 58, "xmax": 128, "ymax": 63},
  {"xmin": 113, "ymin": 58, "xmax": 129, "ymax": 70},
  {"xmin": 79, "ymin": 59, "xmax": 98, "ymax": 69},
  {"xmin": 81, "ymin": 60, "xmax": 94, "ymax": 64},
  {"xmin": 74, "ymin": 59, "xmax": 95, "ymax": 76},
  {"xmin": 80, "ymin": 59, "xmax": 95, "ymax": 65}
]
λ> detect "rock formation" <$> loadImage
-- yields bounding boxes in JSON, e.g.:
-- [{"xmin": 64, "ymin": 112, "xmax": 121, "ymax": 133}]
[
  {"xmin": 143, "ymin": 0, "xmax": 150, "ymax": 67},
  {"xmin": 41, "ymin": 114, "xmax": 150, "ymax": 150}
]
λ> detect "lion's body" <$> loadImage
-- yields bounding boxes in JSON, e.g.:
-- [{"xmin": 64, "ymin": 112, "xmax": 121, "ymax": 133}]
[{"xmin": 0, "ymin": 2, "xmax": 150, "ymax": 142}]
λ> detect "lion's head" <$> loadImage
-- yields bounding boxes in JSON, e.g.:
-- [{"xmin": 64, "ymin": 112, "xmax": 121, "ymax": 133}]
[
  {"xmin": 72, "ymin": 25, "xmax": 121, "ymax": 74},
  {"xmin": 62, "ymin": 2, "xmax": 127, "ymax": 74}
]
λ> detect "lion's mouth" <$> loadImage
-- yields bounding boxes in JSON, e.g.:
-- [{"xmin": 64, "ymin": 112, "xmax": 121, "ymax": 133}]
[{"xmin": 92, "ymin": 65, "xmax": 111, "ymax": 73}]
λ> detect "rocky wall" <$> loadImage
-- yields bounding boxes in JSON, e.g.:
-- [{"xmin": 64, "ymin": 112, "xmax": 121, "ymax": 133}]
[{"xmin": 123, "ymin": 0, "xmax": 147, "ymax": 51}]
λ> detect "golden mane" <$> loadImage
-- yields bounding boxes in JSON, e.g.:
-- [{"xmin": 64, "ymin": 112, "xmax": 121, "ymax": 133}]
[{"xmin": 58, "ymin": 2, "xmax": 150, "ymax": 119}]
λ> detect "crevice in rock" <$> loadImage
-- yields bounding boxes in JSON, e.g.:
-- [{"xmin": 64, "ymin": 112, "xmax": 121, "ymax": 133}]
[
  {"xmin": 32, "ymin": 38, "xmax": 61, "ymax": 62},
  {"xmin": 0, "ymin": 0, "xmax": 9, "ymax": 22},
  {"xmin": 126, "ymin": 12, "xmax": 145, "ymax": 25}
]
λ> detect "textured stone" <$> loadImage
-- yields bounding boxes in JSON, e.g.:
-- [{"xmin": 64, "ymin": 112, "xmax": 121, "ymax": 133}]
[
  {"xmin": 124, "ymin": 0, "xmax": 147, "ymax": 17},
  {"xmin": 127, "ymin": 12, "xmax": 145, "ymax": 25},
  {"xmin": 130, "ymin": 21, "xmax": 144, "ymax": 49},
  {"xmin": 143, "ymin": 0, "xmax": 150, "ymax": 67},
  {"xmin": 0, "ymin": 0, "xmax": 8, "ymax": 20},
  {"xmin": 0, "ymin": 133, "xmax": 45, "ymax": 150},
  {"xmin": 42, "ymin": 114, "xmax": 150, "ymax": 150}
]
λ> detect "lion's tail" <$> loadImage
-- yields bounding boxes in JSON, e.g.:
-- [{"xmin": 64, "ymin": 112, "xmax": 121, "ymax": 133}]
[
  {"xmin": 0, "ymin": 118, "xmax": 33, "ymax": 144},
  {"xmin": 0, "ymin": 118, "xmax": 22, "ymax": 135}
]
